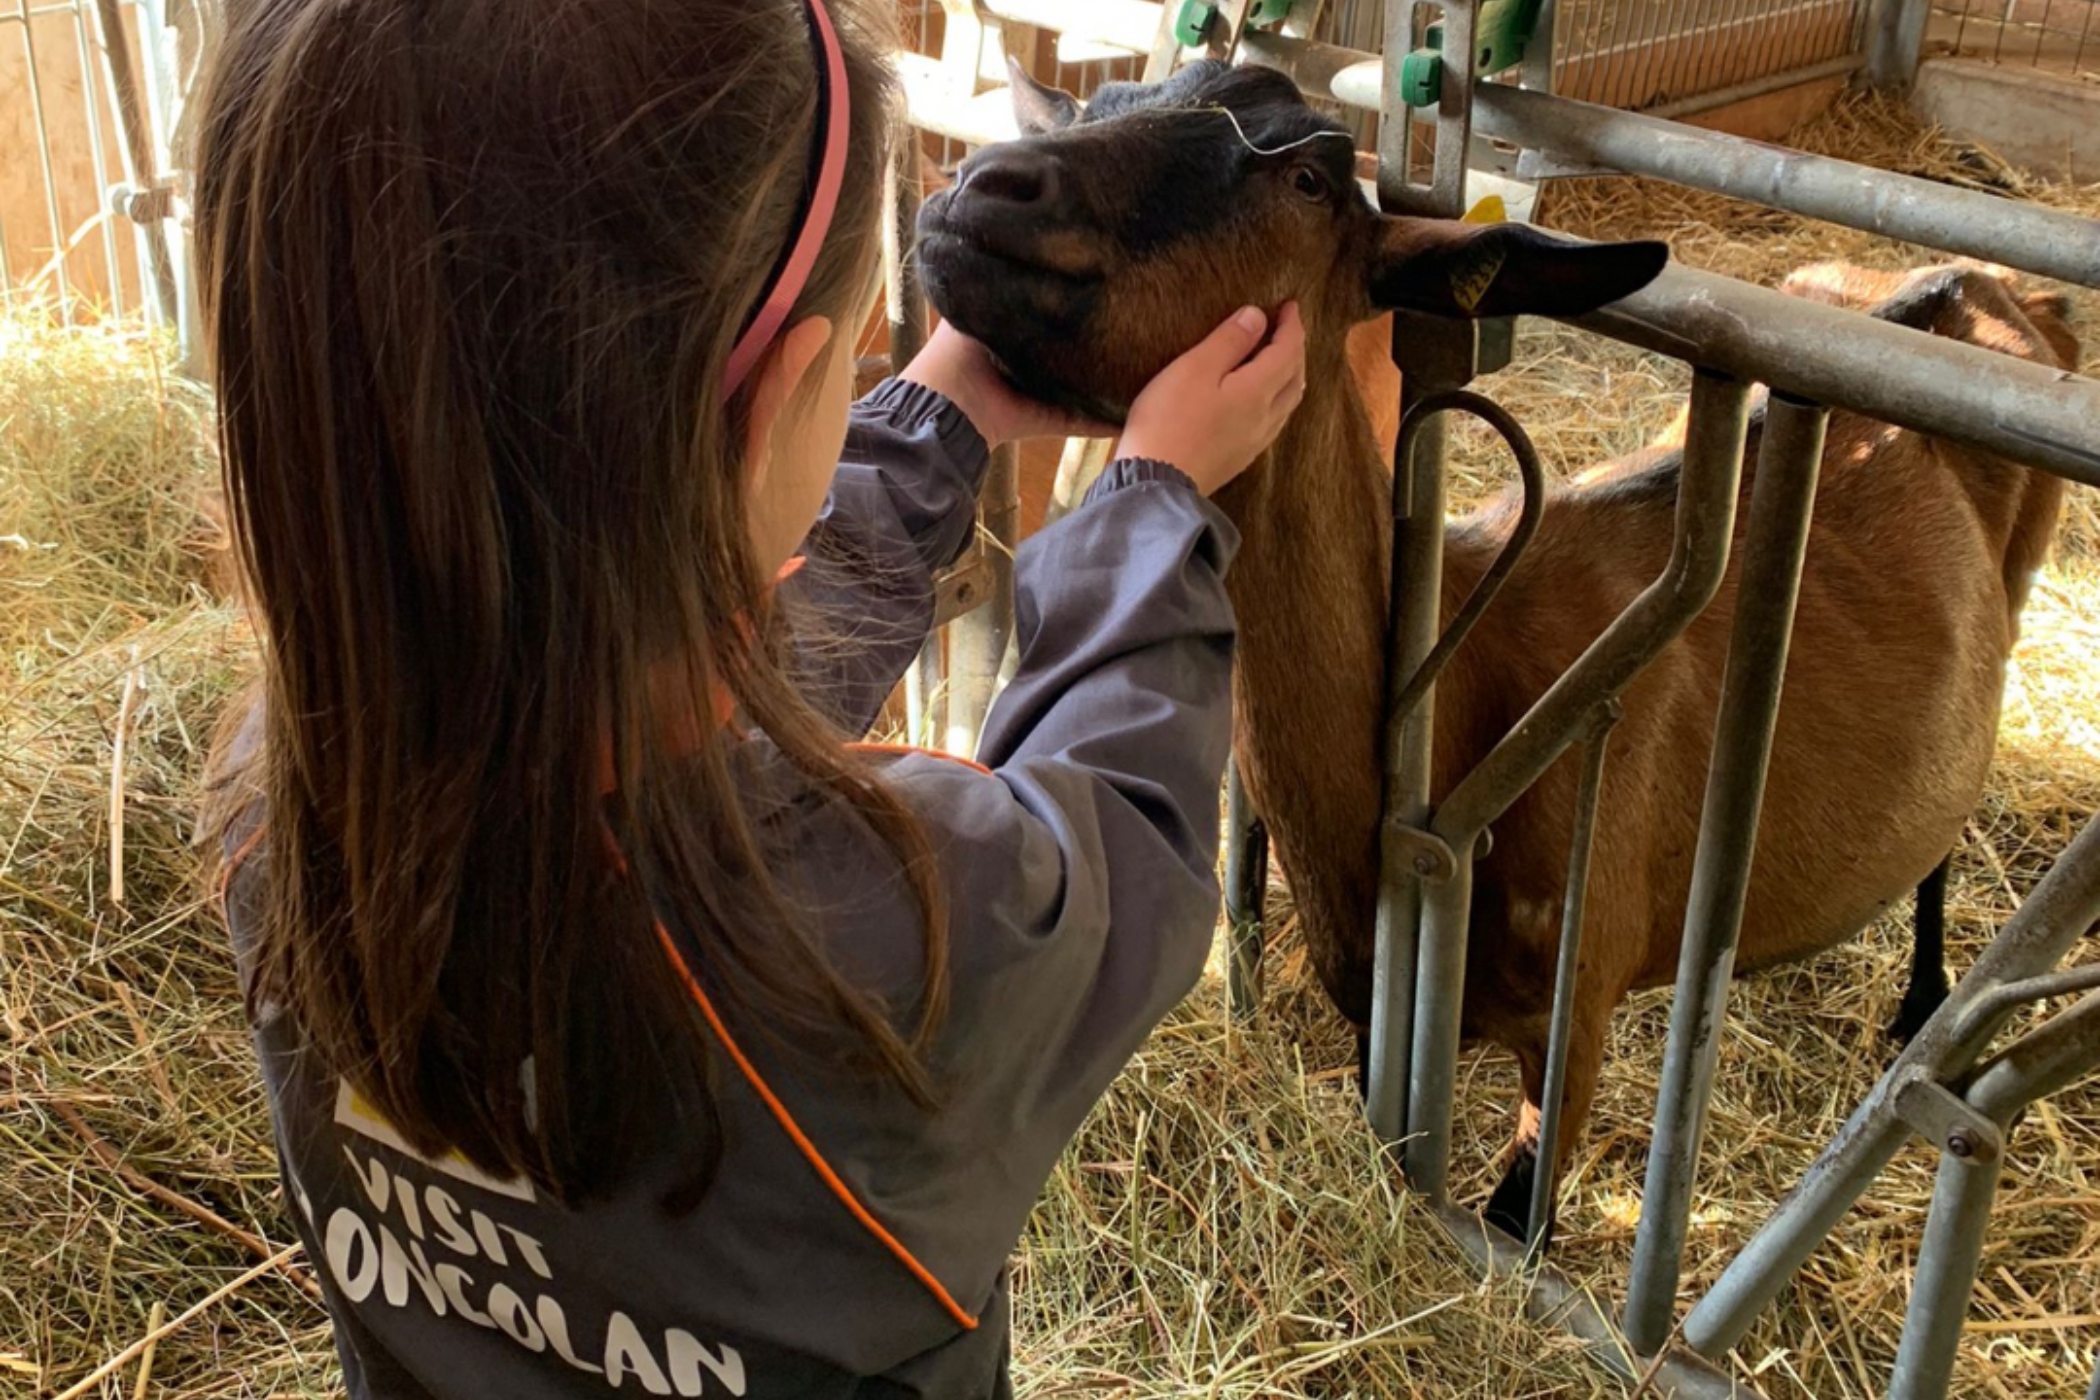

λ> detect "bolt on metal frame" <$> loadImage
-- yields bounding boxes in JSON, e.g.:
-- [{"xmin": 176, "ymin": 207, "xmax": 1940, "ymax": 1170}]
[{"xmin": 892, "ymin": 4, "xmax": 2100, "ymax": 1394}]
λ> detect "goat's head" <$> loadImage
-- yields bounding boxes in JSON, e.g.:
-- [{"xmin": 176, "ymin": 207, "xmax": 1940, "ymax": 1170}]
[{"xmin": 917, "ymin": 60, "xmax": 1669, "ymax": 420}]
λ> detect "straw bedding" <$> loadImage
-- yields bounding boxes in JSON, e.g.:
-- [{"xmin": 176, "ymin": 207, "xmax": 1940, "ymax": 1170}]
[{"xmin": 3, "ymin": 92, "xmax": 2096, "ymax": 1398}]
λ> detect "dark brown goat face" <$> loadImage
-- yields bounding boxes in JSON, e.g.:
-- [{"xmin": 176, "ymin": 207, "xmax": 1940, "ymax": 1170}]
[{"xmin": 917, "ymin": 60, "xmax": 1670, "ymax": 420}]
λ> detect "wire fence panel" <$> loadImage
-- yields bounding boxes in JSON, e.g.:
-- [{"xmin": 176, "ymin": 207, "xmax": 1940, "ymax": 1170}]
[
  {"xmin": 0, "ymin": 0, "xmax": 191, "ymax": 323},
  {"xmin": 3, "ymin": 0, "xmax": 129, "ymax": 311},
  {"xmin": 1928, "ymin": 0, "xmax": 2100, "ymax": 81},
  {"xmin": 1551, "ymin": 0, "xmax": 1872, "ymax": 108}
]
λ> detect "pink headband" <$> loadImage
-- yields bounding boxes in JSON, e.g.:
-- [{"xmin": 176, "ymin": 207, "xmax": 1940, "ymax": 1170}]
[{"xmin": 722, "ymin": 0, "xmax": 852, "ymax": 396}]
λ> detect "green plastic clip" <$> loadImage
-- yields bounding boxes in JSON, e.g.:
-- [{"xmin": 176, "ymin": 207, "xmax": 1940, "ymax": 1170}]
[
  {"xmin": 1174, "ymin": 0, "xmax": 1217, "ymax": 47},
  {"xmin": 1400, "ymin": 22, "xmax": 1443, "ymax": 108},
  {"xmin": 1397, "ymin": 0, "xmax": 1547, "ymax": 109}
]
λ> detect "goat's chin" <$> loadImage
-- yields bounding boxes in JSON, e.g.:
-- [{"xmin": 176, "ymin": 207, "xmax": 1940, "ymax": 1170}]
[
  {"xmin": 989, "ymin": 354, "xmax": 1129, "ymax": 428},
  {"xmin": 920, "ymin": 282, "xmax": 1130, "ymax": 424}
]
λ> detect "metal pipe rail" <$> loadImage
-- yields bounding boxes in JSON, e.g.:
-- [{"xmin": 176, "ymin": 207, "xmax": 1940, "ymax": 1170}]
[
  {"xmin": 1471, "ymin": 84, "xmax": 2100, "ymax": 292},
  {"xmin": 1404, "ymin": 371, "xmax": 1754, "ymax": 1200},
  {"xmin": 1682, "ymin": 809, "xmax": 2100, "ymax": 1358},
  {"xmin": 1623, "ymin": 393, "xmax": 1830, "ymax": 1351},
  {"xmin": 1575, "ymin": 262, "xmax": 2100, "ymax": 488},
  {"xmin": 1887, "ymin": 988, "xmax": 2100, "ymax": 1400},
  {"xmin": 1236, "ymin": 32, "xmax": 2100, "ymax": 294}
]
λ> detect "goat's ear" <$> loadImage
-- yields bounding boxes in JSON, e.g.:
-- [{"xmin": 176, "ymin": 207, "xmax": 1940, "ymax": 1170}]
[
  {"xmin": 1369, "ymin": 218, "xmax": 1668, "ymax": 318},
  {"xmin": 1007, "ymin": 57, "xmax": 1081, "ymax": 134}
]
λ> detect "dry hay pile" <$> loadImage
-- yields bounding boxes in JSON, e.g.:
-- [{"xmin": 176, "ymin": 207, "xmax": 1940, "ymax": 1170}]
[
  {"xmin": 3, "ymin": 91, "xmax": 2098, "ymax": 1399},
  {"xmin": 0, "ymin": 310, "xmax": 331, "ymax": 1396}
]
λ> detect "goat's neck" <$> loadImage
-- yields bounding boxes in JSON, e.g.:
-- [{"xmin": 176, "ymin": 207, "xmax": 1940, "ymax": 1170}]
[
  {"xmin": 1206, "ymin": 349, "xmax": 1403, "ymax": 1019},
  {"xmin": 1218, "ymin": 347, "xmax": 1390, "ymax": 602}
]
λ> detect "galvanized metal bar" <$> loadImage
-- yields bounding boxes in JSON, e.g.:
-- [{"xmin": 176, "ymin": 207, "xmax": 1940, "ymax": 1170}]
[
  {"xmin": 1527, "ymin": 706, "xmax": 1617, "ymax": 1251},
  {"xmin": 1407, "ymin": 373, "xmax": 1751, "ymax": 1197},
  {"xmin": 905, "ymin": 631, "xmax": 946, "ymax": 746},
  {"xmin": 1430, "ymin": 371, "xmax": 1753, "ymax": 849},
  {"xmin": 945, "ymin": 444, "xmax": 1017, "ymax": 755},
  {"xmin": 1625, "ymin": 393, "xmax": 1830, "ymax": 1354},
  {"xmin": 1365, "ymin": 345, "xmax": 1455, "ymax": 1142},
  {"xmin": 1962, "ymin": 988, "xmax": 2100, "ymax": 1122},
  {"xmin": 1225, "ymin": 762, "xmax": 1270, "ymax": 1019},
  {"xmin": 1237, "ymin": 26, "xmax": 1377, "ymax": 95},
  {"xmin": 1646, "ymin": 53, "xmax": 1862, "ymax": 120},
  {"xmin": 884, "ymin": 132, "xmax": 945, "ymax": 745},
  {"xmin": 2088, "ymin": 1346, "xmax": 2100, "ymax": 1400},
  {"xmin": 1684, "ymin": 808, "xmax": 2100, "ymax": 1356},
  {"xmin": 1470, "ymin": 84, "xmax": 2100, "ymax": 292},
  {"xmin": 1951, "ymin": 959, "xmax": 2100, "ymax": 1042},
  {"xmin": 1363, "ymin": 0, "xmax": 1473, "ymax": 1143},
  {"xmin": 1886, "ymin": 1137, "xmax": 2004, "ymax": 1400},
  {"xmin": 1043, "ymin": 436, "xmax": 1113, "ymax": 528},
  {"xmin": 1429, "ymin": 1200, "xmax": 1772, "ymax": 1400},
  {"xmin": 1520, "ymin": 0, "xmax": 1554, "ymax": 90},
  {"xmin": 1870, "ymin": 0, "xmax": 1934, "ymax": 84},
  {"xmin": 1403, "ymin": 841, "xmax": 1475, "ymax": 1195},
  {"xmin": 884, "ymin": 140, "xmax": 928, "ymax": 373},
  {"xmin": 1574, "ymin": 264, "xmax": 2100, "ymax": 488},
  {"xmin": 1385, "ymin": 389, "xmax": 1547, "ymax": 725},
  {"xmin": 93, "ymin": 0, "xmax": 178, "ymax": 323},
  {"xmin": 1393, "ymin": 0, "xmax": 1477, "ymax": 217},
  {"xmin": 1887, "ymin": 990, "xmax": 2100, "ymax": 1400}
]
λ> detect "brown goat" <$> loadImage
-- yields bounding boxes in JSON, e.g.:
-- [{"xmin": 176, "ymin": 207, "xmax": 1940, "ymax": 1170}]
[{"xmin": 915, "ymin": 62, "xmax": 2072, "ymax": 1231}]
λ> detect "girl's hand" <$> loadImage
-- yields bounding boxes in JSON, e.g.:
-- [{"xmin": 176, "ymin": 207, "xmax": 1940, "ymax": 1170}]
[
  {"xmin": 901, "ymin": 320, "xmax": 1116, "ymax": 447},
  {"xmin": 1116, "ymin": 303, "xmax": 1306, "ymax": 497}
]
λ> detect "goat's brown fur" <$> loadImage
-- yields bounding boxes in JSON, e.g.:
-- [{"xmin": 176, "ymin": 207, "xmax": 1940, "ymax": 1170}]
[
  {"xmin": 913, "ymin": 62, "xmax": 2071, "ymax": 1224},
  {"xmin": 1225, "ymin": 260, "xmax": 2071, "ymax": 1213}
]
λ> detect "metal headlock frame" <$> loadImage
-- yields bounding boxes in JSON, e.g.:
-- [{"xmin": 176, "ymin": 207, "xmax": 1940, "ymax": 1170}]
[{"xmin": 891, "ymin": 2, "xmax": 2100, "ymax": 1395}]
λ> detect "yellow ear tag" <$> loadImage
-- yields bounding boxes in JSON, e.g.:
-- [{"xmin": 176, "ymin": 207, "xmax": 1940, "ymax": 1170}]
[{"xmin": 1447, "ymin": 195, "xmax": 1511, "ymax": 311}]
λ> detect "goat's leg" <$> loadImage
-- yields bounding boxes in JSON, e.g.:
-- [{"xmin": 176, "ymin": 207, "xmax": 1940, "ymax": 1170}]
[
  {"xmin": 1484, "ymin": 1014, "xmax": 1607, "ymax": 1249},
  {"xmin": 1890, "ymin": 855, "xmax": 1954, "ymax": 1044}
]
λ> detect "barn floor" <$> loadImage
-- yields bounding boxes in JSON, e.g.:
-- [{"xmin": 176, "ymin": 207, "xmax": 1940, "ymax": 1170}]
[{"xmin": 3, "ymin": 93, "xmax": 2097, "ymax": 1399}]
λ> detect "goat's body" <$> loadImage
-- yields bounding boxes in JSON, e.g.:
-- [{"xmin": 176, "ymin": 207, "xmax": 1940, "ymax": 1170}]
[
  {"xmin": 1219, "ymin": 265, "xmax": 2069, "ymax": 1209},
  {"xmin": 910, "ymin": 60, "xmax": 2072, "ymax": 1224}
]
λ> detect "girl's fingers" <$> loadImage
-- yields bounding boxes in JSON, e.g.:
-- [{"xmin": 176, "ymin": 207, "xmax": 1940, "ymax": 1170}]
[
  {"xmin": 1227, "ymin": 303, "xmax": 1306, "ymax": 398},
  {"xmin": 1180, "ymin": 305, "xmax": 1272, "ymax": 382}
]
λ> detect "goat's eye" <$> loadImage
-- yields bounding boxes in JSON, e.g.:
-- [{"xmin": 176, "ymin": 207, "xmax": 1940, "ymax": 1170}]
[{"xmin": 1290, "ymin": 166, "xmax": 1329, "ymax": 202}]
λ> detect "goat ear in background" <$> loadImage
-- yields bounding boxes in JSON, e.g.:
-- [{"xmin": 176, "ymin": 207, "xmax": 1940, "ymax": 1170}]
[
  {"xmin": 1007, "ymin": 57, "xmax": 1081, "ymax": 135},
  {"xmin": 1369, "ymin": 219, "xmax": 1668, "ymax": 319}
]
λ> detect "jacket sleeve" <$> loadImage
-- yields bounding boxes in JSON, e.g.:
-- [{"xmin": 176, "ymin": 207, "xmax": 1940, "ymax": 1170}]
[
  {"xmin": 878, "ymin": 458, "xmax": 1239, "ymax": 1197},
  {"xmin": 783, "ymin": 378, "xmax": 991, "ymax": 734}
]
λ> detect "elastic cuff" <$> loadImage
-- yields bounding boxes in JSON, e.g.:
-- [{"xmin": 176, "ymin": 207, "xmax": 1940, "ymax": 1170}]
[
  {"xmin": 858, "ymin": 377, "xmax": 991, "ymax": 468},
  {"xmin": 1082, "ymin": 458, "xmax": 1200, "ymax": 504}
]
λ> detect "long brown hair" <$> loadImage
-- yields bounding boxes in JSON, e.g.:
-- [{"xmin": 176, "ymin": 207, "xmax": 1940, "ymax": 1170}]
[{"xmin": 195, "ymin": 0, "xmax": 947, "ymax": 1203}]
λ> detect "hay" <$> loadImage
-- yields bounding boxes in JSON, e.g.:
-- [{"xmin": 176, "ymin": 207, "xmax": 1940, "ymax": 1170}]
[{"xmin": 5, "ymin": 91, "xmax": 2099, "ymax": 1399}]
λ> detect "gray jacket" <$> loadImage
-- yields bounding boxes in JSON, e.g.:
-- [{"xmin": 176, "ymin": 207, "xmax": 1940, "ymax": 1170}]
[{"xmin": 227, "ymin": 380, "xmax": 1240, "ymax": 1399}]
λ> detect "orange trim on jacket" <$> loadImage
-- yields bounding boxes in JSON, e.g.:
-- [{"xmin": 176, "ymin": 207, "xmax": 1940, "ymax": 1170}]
[{"xmin": 648, "ymin": 916, "xmax": 982, "ymax": 1333}]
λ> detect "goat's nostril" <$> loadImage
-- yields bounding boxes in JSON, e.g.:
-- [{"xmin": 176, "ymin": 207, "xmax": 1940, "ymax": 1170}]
[{"xmin": 960, "ymin": 151, "xmax": 1056, "ymax": 207}]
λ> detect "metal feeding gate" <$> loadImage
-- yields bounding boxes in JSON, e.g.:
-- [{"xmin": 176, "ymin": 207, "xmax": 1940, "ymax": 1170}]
[{"xmin": 890, "ymin": 2, "xmax": 2100, "ymax": 1396}]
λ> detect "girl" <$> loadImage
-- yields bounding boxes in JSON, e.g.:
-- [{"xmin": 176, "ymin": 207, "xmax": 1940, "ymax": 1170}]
[{"xmin": 198, "ymin": 0, "xmax": 1304, "ymax": 1396}]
